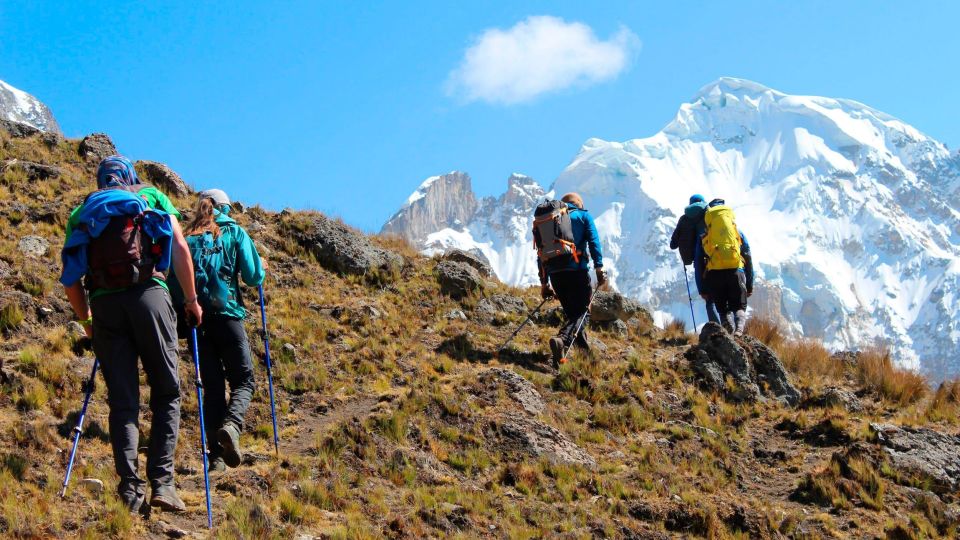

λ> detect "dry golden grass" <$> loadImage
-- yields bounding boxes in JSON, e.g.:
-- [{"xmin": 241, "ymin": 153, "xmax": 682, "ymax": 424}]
[
  {"xmin": 746, "ymin": 317, "xmax": 845, "ymax": 387},
  {"xmin": 855, "ymin": 346, "xmax": 928, "ymax": 406}
]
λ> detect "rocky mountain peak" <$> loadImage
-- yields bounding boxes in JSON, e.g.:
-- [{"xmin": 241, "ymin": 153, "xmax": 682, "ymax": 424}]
[
  {"xmin": 381, "ymin": 171, "xmax": 478, "ymax": 244},
  {"xmin": 0, "ymin": 79, "xmax": 61, "ymax": 135}
]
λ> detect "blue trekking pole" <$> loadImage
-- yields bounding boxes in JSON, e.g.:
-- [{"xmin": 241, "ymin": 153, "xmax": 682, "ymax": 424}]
[
  {"xmin": 681, "ymin": 261, "xmax": 698, "ymax": 330},
  {"xmin": 60, "ymin": 358, "xmax": 99, "ymax": 498},
  {"xmin": 257, "ymin": 284, "xmax": 280, "ymax": 456},
  {"xmin": 189, "ymin": 327, "xmax": 214, "ymax": 529}
]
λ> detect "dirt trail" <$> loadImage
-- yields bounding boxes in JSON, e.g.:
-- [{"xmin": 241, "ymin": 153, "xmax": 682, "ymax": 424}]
[{"xmin": 141, "ymin": 394, "xmax": 380, "ymax": 538}]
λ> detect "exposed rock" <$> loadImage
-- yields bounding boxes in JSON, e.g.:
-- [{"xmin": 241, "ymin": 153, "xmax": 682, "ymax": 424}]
[
  {"xmin": 441, "ymin": 248, "xmax": 494, "ymax": 278},
  {"xmin": 0, "ymin": 259, "xmax": 11, "ymax": 280},
  {"xmin": 495, "ymin": 413, "xmax": 595, "ymax": 467},
  {"xmin": 66, "ymin": 321, "xmax": 86, "ymax": 340},
  {"xmin": 445, "ymin": 309, "xmax": 467, "ymax": 320},
  {"xmin": 594, "ymin": 319, "xmax": 628, "ymax": 336},
  {"xmin": 805, "ymin": 387, "xmax": 864, "ymax": 412},
  {"xmin": 590, "ymin": 290, "xmax": 643, "ymax": 322},
  {"xmin": 0, "ymin": 118, "xmax": 41, "ymax": 138},
  {"xmin": 435, "ymin": 260, "xmax": 483, "ymax": 299},
  {"xmin": 474, "ymin": 294, "xmax": 527, "ymax": 322},
  {"xmin": 871, "ymin": 423, "xmax": 960, "ymax": 494},
  {"xmin": 40, "ymin": 131, "xmax": 62, "ymax": 149},
  {"xmin": 293, "ymin": 214, "xmax": 403, "ymax": 279},
  {"xmin": 477, "ymin": 368, "xmax": 545, "ymax": 415},
  {"xmin": 78, "ymin": 133, "xmax": 117, "ymax": 161},
  {"xmin": 685, "ymin": 322, "xmax": 801, "ymax": 406},
  {"xmin": 381, "ymin": 171, "xmax": 478, "ymax": 244},
  {"xmin": 2, "ymin": 159, "xmax": 61, "ymax": 180},
  {"xmin": 135, "ymin": 160, "xmax": 192, "ymax": 197},
  {"xmin": 81, "ymin": 478, "xmax": 104, "ymax": 495},
  {"xmin": 18, "ymin": 235, "xmax": 49, "ymax": 258}
]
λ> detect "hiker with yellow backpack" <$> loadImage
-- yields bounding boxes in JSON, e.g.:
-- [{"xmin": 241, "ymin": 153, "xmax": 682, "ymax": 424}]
[{"xmin": 694, "ymin": 199, "xmax": 754, "ymax": 335}]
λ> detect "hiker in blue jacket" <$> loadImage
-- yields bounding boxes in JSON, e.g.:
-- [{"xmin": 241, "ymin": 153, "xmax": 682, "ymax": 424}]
[
  {"xmin": 537, "ymin": 192, "xmax": 605, "ymax": 368},
  {"xmin": 169, "ymin": 189, "xmax": 265, "ymax": 472},
  {"xmin": 60, "ymin": 156, "xmax": 201, "ymax": 513},
  {"xmin": 669, "ymin": 194, "xmax": 721, "ymax": 324}
]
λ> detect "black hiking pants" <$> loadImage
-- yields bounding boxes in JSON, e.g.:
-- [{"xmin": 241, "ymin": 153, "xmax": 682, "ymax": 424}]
[
  {"xmin": 705, "ymin": 269, "xmax": 748, "ymax": 332},
  {"xmin": 549, "ymin": 269, "xmax": 593, "ymax": 348},
  {"xmin": 189, "ymin": 313, "xmax": 256, "ymax": 460},
  {"xmin": 90, "ymin": 282, "xmax": 180, "ymax": 501}
]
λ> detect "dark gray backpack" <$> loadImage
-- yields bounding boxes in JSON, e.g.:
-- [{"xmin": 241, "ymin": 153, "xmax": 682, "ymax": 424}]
[{"xmin": 532, "ymin": 200, "xmax": 579, "ymax": 264}]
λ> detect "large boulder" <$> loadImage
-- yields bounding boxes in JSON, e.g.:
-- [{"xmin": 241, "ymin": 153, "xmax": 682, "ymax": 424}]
[
  {"xmin": 294, "ymin": 214, "xmax": 403, "ymax": 279},
  {"xmin": 18, "ymin": 236, "xmax": 49, "ymax": 258},
  {"xmin": 685, "ymin": 322, "xmax": 800, "ymax": 405},
  {"xmin": 435, "ymin": 260, "xmax": 483, "ymax": 299},
  {"xmin": 590, "ymin": 290, "xmax": 643, "ymax": 322},
  {"xmin": 477, "ymin": 368, "xmax": 545, "ymax": 415},
  {"xmin": 441, "ymin": 249, "xmax": 494, "ymax": 278},
  {"xmin": 78, "ymin": 133, "xmax": 117, "ymax": 162},
  {"xmin": 135, "ymin": 160, "xmax": 192, "ymax": 197},
  {"xmin": 871, "ymin": 423, "xmax": 960, "ymax": 495},
  {"xmin": 474, "ymin": 294, "xmax": 527, "ymax": 322}
]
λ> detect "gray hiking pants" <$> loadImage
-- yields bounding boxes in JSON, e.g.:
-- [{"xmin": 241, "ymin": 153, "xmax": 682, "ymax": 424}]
[{"xmin": 91, "ymin": 282, "xmax": 180, "ymax": 500}]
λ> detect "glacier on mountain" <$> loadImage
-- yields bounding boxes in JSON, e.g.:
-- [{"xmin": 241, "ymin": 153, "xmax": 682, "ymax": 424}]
[
  {"xmin": 385, "ymin": 78, "xmax": 960, "ymax": 379},
  {"xmin": 0, "ymin": 79, "xmax": 61, "ymax": 134}
]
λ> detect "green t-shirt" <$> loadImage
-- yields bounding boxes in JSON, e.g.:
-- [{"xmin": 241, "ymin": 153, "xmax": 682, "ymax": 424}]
[{"xmin": 64, "ymin": 186, "xmax": 182, "ymax": 298}]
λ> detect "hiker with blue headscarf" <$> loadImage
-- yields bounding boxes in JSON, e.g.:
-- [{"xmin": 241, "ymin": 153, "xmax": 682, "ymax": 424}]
[
  {"xmin": 60, "ymin": 155, "xmax": 201, "ymax": 514},
  {"xmin": 670, "ymin": 194, "xmax": 721, "ymax": 324}
]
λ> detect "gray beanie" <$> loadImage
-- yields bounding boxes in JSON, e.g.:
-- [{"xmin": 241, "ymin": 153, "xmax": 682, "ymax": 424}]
[{"xmin": 199, "ymin": 188, "xmax": 231, "ymax": 208}]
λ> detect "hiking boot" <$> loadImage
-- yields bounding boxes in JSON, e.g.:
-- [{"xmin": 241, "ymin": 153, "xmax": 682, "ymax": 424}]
[
  {"xmin": 150, "ymin": 485, "xmax": 186, "ymax": 512},
  {"xmin": 549, "ymin": 337, "xmax": 565, "ymax": 369},
  {"xmin": 208, "ymin": 456, "xmax": 227, "ymax": 473},
  {"xmin": 217, "ymin": 423, "xmax": 242, "ymax": 468},
  {"xmin": 120, "ymin": 492, "xmax": 146, "ymax": 515}
]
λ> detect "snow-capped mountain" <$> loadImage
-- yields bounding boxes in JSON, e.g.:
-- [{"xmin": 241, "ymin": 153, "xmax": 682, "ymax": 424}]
[
  {"xmin": 384, "ymin": 78, "xmax": 960, "ymax": 380},
  {"xmin": 0, "ymin": 79, "xmax": 61, "ymax": 134}
]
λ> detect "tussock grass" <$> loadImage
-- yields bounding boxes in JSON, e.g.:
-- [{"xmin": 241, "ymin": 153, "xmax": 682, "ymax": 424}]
[{"xmin": 855, "ymin": 346, "xmax": 928, "ymax": 406}]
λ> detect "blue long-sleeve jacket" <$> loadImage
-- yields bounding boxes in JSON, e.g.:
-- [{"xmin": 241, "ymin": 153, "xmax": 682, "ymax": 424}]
[
  {"xmin": 538, "ymin": 202, "xmax": 604, "ymax": 281},
  {"xmin": 60, "ymin": 189, "xmax": 173, "ymax": 287},
  {"xmin": 694, "ymin": 230, "xmax": 754, "ymax": 294}
]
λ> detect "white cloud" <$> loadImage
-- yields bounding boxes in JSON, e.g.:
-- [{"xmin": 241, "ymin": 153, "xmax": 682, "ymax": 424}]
[{"xmin": 446, "ymin": 16, "xmax": 640, "ymax": 105}]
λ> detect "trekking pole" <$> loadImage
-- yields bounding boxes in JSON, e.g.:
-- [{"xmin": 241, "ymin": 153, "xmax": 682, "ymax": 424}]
[
  {"xmin": 681, "ymin": 262, "xmax": 698, "ymax": 330},
  {"xmin": 558, "ymin": 289, "xmax": 599, "ymax": 366},
  {"xmin": 60, "ymin": 358, "xmax": 99, "ymax": 498},
  {"xmin": 496, "ymin": 298, "xmax": 548, "ymax": 351},
  {"xmin": 257, "ymin": 284, "xmax": 280, "ymax": 456},
  {"xmin": 189, "ymin": 326, "xmax": 214, "ymax": 529}
]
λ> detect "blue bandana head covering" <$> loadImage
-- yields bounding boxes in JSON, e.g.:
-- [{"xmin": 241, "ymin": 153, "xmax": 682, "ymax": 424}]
[
  {"xmin": 689, "ymin": 194, "xmax": 705, "ymax": 204},
  {"xmin": 96, "ymin": 156, "xmax": 141, "ymax": 188}
]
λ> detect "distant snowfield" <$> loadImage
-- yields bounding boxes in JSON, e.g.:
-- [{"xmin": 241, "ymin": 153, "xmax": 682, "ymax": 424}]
[{"xmin": 393, "ymin": 78, "xmax": 960, "ymax": 380}]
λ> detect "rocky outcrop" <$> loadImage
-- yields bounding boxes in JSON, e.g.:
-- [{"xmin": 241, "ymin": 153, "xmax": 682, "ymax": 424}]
[
  {"xmin": 591, "ymin": 291, "xmax": 643, "ymax": 322},
  {"xmin": 441, "ymin": 249, "xmax": 494, "ymax": 278},
  {"xmin": 435, "ymin": 260, "xmax": 483, "ymax": 299},
  {"xmin": 474, "ymin": 294, "xmax": 527, "ymax": 323},
  {"xmin": 17, "ymin": 236, "xmax": 49, "ymax": 258},
  {"xmin": 477, "ymin": 368, "xmax": 545, "ymax": 415},
  {"xmin": 0, "ymin": 79, "xmax": 61, "ymax": 134},
  {"xmin": 871, "ymin": 423, "xmax": 960, "ymax": 494},
  {"xmin": 135, "ymin": 160, "xmax": 192, "ymax": 197},
  {"xmin": 78, "ymin": 133, "xmax": 117, "ymax": 162},
  {"xmin": 0, "ymin": 119, "xmax": 41, "ymax": 138},
  {"xmin": 494, "ymin": 413, "xmax": 595, "ymax": 467},
  {"xmin": 804, "ymin": 387, "xmax": 864, "ymax": 412},
  {"xmin": 685, "ymin": 322, "xmax": 800, "ymax": 405},
  {"xmin": 294, "ymin": 214, "xmax": 403, "ymax": 279},
  {"xmin": 2, "ymin": 159, "xmax": 61, "ymax": 181},
  {"xmin": 381, "ymin": 172, "xmax": 478, "ymax": 245}
]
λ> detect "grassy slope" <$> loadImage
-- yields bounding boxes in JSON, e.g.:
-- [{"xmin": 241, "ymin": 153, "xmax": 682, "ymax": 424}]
[{"xmin": 0, "ymin": 130, "xmax": 958, "ymax": 539}]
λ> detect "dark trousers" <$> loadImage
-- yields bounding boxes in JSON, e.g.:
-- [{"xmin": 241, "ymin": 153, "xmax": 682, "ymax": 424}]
[
  {"xmin": 549, "ymin": 269, "xmax": 593, "ymax": 348},
  {"xmin": 705, "ymin": 300, "xmax": 721, "ymax": 324},
  {"xmin": 91, "ymin": 282, "xmax": 180, "ymax": 499},
  {"xmin": 705, "ymin": 269, "xmax": 748, "ymax": 331},
  {"xmin": 189, "ymin": 314, "xmax": 256, "ymax": 460}
]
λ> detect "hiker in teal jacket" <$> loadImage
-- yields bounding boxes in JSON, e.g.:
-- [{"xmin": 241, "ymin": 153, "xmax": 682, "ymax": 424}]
[{"xmin": 170, "ymin": 189, "xmax": 265, "ymax": 472}]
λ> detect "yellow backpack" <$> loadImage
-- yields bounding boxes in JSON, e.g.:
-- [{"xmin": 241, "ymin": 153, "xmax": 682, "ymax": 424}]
[{"xmin": 702, "ymin": 205, "xmax": 743, "ymax": 271}]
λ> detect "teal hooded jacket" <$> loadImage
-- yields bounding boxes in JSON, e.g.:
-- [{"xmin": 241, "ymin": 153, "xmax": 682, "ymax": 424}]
[{"xmin": 169, "ymin": 212, "xmax": 265, "ymax": 319}]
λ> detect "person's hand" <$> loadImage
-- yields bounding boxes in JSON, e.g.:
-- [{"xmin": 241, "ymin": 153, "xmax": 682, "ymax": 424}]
[
  {"xmin": 184, "ymin": 298, "xmax": 204, "ymax": 327},
  {"xmin": 747, "ymin": 289, "xmax": 753, "ymax": 298},
  {"xmin": 595, "ymin": 267, "xmax": 607, "ymax": 289},
  {"xmin": 701, "ymin": 293, "xmax": 710, "ymax": 301},
  {"xmin": 541, "ymin": 283, "xmax": 555, "ymax": 300},
  {"xmin": 82, "ymin": 321, "xmax": 93, "ymax": 338},
  {"xmin": 260, "ymin": 257, "xmax": 269, "ymax": 271}
]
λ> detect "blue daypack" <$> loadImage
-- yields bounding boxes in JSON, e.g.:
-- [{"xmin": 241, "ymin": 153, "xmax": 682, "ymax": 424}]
[{"xmin": 187, "ymin": 226, "xmax": 237, "ymax": 313}]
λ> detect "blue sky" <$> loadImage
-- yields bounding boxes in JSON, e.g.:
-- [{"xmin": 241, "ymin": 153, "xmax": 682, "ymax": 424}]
[{"xmin": 1, "ymin": 1, "xmax": 957, "ymax": 231}]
